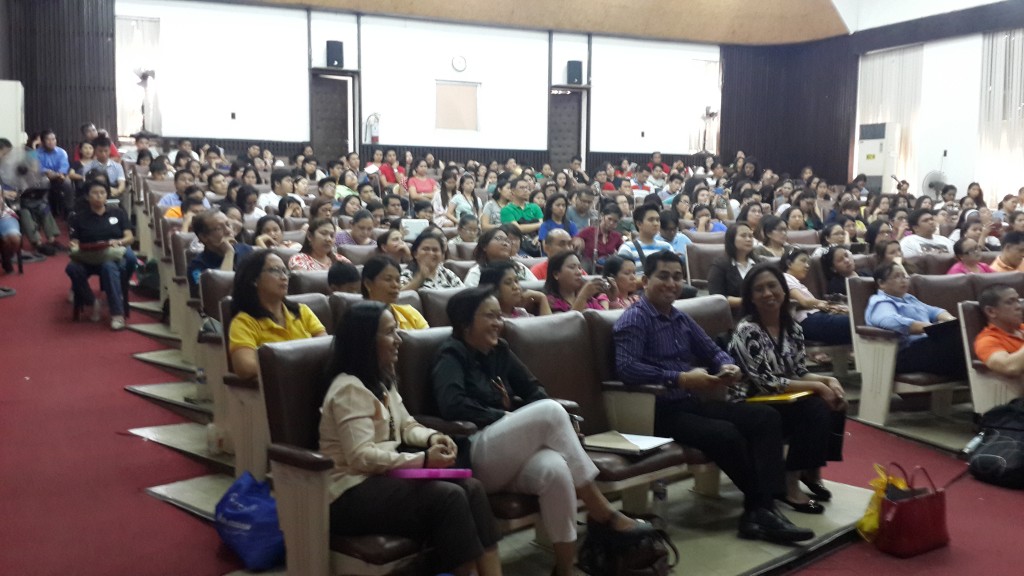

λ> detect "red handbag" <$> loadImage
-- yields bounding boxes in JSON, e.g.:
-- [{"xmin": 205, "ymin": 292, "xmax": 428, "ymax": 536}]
[{"xmin": 874, "ymin": 462, "xmax": 950, "ymax": 558}]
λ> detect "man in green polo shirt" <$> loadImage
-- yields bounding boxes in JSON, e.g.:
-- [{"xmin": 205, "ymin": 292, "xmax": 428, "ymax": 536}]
[{"xmin": 501, "ymin": 177, "xmax": 543, "ymax": 255}]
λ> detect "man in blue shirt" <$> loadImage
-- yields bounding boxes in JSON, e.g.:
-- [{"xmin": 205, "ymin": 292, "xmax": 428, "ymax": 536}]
[
  {"xmin": 37, "ymin": 129, "xmax": 74, "ymax": 217},
  {"xmin": 656, "ymin": 210, "xmax": 692, "ymax": 257},
  {"xmin": 81, "ymin": 136, "xmax": 126, "ymax": 199},
  {"xmin": 187, "ymin": 210, "xmax": 253, "ymax": 297},
  {"xmin": 613, "ymin": 250, "xmax": 814, "ymax": 544}
]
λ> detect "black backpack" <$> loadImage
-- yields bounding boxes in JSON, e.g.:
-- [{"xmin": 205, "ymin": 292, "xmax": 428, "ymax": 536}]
[
  {"xmin": 969, "ymin": 398, "xmax": 1024, "ymax": 489},
  {"xmin": 578, "ymin": 515, "xmax": 678, "ymax": 576}
]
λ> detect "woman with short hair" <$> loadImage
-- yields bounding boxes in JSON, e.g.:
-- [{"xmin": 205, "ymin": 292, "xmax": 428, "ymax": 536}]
[
  {"xmin": 362, "ymin": 255, "xmax": 428, "ymax": 330},
  {"xmin": 400, "ymin": 231, "xmax": 464, "ymax": 290},
  {"xmin": 321, "ymin": 301, "xmax": 502, "ymax": 576},
  {"xmin": 709, "ymin": 222, "xmax": 762, "ymax": 318},
  {"xmin": 432, "ymin": 288, "xmax": 653, "ymax": 576}
]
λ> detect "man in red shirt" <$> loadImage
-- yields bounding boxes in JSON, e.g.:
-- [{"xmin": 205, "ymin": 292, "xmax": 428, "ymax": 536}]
[
  {"xmin": 530, "ymin": 229, "xmax": 574, "ymax": 279},
  {"xmin": 576, "ymin": 204, "xmax": 623, "ymax": 269},
  {"xmin": 975, "ymin": 284, "xmax": 1024, "ymax": 380}
]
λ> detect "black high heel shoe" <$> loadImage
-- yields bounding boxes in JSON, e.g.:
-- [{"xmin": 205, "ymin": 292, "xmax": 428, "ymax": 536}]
[
  {"xmin": 800, "ymin": 476, "xmax": 833, "ymax": 502},
  {"xmin": 586, "ymin": 512, "xmax": 658, "ymax": 543},
  {"xmin": 775, "ymin": 496, "xmax": 825, "ymax": 514}
]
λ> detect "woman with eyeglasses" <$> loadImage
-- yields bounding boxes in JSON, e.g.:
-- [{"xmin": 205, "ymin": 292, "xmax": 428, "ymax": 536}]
[
  {"xmin": 948, "ymin": 238, "xmax": 994, "ymax": 275},
  {"xmin": 228, "ymin": 250, "xmax": 327, "ymax": 380},
  {"xmin": 431, "ymin": 288, "xmax": 654, "ymax": 576},
  {"xmin": 752, "ymin": 215, "xmax": 789, "ymax": 259},
  {"xmin": 464, "ymin": 227, "xmax": 537, "ymax": 287},
  {"xmin": 865, "ymin": 262, "xmax": 966, "ymax": 378}
]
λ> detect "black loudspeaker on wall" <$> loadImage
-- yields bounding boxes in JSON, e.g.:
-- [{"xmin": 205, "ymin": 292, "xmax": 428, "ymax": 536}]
[
  {"xmin": 327, "ymin": 41, "xmax": 344, "ymax": 68},
  {"xmin": 567, "ymin": 60, "xmax": 582, "ymax": 85}
]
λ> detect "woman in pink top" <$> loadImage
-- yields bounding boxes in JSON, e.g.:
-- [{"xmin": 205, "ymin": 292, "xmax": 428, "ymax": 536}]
[
  {"xmin": 405, "ymin": 158, "xmax": 438, "ymax": 203},
  {"xmin": 948, "ymin": 237, "xmax": 993, "ymax": 275},
  {"xmin": 288, "ymin": 217, "xmax": 352, "ymax": 271},
  {"xmin": 543, "ymin": 251, "xmax": 610, "ymax": 312}
]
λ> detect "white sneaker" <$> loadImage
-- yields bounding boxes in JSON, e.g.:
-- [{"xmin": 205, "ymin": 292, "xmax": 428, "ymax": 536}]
[
  {"xmin": 90, "ymin": 299, "xmax": 103, "ymax": 322},
  {"xmin": 110, "ymin": 315, "xmax": 126, "ymax": 331}
]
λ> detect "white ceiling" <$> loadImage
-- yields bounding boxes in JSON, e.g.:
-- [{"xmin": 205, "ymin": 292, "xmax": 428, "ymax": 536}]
[{"xmin": 831, "ymin": 0, "xmax": 1007, "ymax": 33}]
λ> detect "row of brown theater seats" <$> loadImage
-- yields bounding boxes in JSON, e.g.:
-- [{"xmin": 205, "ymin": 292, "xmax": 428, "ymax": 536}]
[{"xmin": 256, "ymin": 297, "xmax": 734, "ymax": 570}]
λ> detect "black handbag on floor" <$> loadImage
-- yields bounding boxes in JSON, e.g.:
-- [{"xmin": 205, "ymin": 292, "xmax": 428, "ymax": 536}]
[{"xmin": 578, "ymin": 515, "xmax": 678, "ymax": 576}]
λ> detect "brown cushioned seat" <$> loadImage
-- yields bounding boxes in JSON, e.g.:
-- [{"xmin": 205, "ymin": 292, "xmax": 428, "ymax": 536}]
[
  {"xmin": 329, "ymin": 535, "xmax": 422, "ymax": 566},
  {"xmin": 338, "ymin": 244, "xmax": 379, "ymax": 266},
  {"xmin": 681, "ymin": 230, "xmax": 725, "ymax": 244},
  {"xmin": 488, "ymin": 493, "xmax": 541, "ymax": 520},
  {"xmin": 419, "ymin": 288, "xmax": 464, "ymax": 327},
  {"xmin": 288, "ymin": 270, "xmax": 330, "ymax": 295},
  {"xmin": 443, "ymin": 259, "xmax": 476, "ymax": 281},
  {"xmin": 971, "ymin": 271, "xmax": 1024, "ymax": 296},
  {"xmin": 454, "ymin": 242, "xmax": 477, "ymax": 260},
  {"xmin": 283, "ymin": 216, "xmax": 308, "ymax": 231},
  {"xmin": 587, "ymin": 444, "xmax": 690, "ymax": 482},
  {"xmin": 909, "ymin": 273, "xmax": 973, "ymax": 318},
  {"xmin": 685, "ymin": 243, "xmax": 726, "ymax": 289},
  {"xmin": 896, "ymin": 372, "xmax": 961, "ymax": 387},
  {"xmin": 787, "ymin": 230, "xmax": 819, "ymax": 245}
]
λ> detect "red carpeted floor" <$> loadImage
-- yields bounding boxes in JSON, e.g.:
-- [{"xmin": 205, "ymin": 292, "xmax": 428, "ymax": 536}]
[
  {"xmin": 2, "ymin": 249, "xmax": 1023, "ymax": 576},
  {"xmin": 0, "ymin": 252, "xmax": 242, "ymax": 576}
]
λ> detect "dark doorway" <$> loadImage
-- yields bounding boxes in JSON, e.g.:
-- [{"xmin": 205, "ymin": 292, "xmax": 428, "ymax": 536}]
[
  {"xmin": 310, "ymin": 74, "xmax": 350, "ymax": 159},
  {"xmin": 547, "ymin": 91, "xmax": 582, "ymax": 172}
]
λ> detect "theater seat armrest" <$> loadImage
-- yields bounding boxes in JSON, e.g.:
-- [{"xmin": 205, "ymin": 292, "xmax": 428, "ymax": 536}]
[
  {"xmin": 172, "ymin": 276, "xmax": 187, "ymax": 286},
  {"xmin": 414, "ymin": 415, "xmax": 478, "ymax": 437},
  {"xmin": 223, "ymin": 372, "xmax": 258, "ymax": 390},
  {"xmin": 855, "ymin": 325, "xmax": 901, "ymax": 340},
  {"xmin": 160, "ymin": 256, "xmax": 172, "ymax": 264},
  {"xmin": 198, "ymin": 332, "xmax": 222, "ymax": 344},
  {"xmin": 268, "ymin": 443, "xmax": 334, "ymax": 472},
  {"xmin": 602, "ymin": 380, "xmax": 665, "ymax": 395},
  {"xmin": 187, "ymin": 298, "xmax": 201, "ymax": 310},
  {"xmin": 551, "ymin": 398, "xmax": 580, "ymax": 415}
]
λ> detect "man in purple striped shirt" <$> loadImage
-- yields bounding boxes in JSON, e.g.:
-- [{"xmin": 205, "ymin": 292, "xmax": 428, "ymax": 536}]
[{"xmin": 613, "ymin": 250, "xmax": 814, "ymax": 543}]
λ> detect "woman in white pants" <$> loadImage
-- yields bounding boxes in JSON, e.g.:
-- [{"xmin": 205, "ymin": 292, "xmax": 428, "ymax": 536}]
[{"xmin": 432, "ymin": 287, "xmax": 652, "ymax": 576}]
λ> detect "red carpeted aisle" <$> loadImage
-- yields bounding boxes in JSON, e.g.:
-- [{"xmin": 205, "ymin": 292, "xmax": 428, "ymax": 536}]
[
  {"xmin": 0, "ymin": 253, "xmax": 242, "ymax": 576},
  {"xmin": 3, "ymin": 250, "xmax": 1024, "ymax": 576}
]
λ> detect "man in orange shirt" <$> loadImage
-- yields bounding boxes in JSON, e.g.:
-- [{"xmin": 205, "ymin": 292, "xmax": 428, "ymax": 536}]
[
  {"xmin": 975, "ymin": 284, "xmax": 1024, "ymax": 378},
  {"xmin": 989, "ymin": 232, "xmax": 1024, "ymax": 272}
]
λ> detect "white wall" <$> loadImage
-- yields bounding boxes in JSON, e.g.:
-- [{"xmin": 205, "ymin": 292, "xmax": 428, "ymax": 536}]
[
  {"xmin": 359, "ymin": 17, "xmax": 549, "ymax": 149},
  {"xmin": 832, "ymin": 0, "xmax": 1005, "ymax": 33},
  {"xmin": 917, "ymin": 35, "xmax": 982, "ymax": 195},
  {"xmin": 310, "ymin": 11, "xmax": 359, "ymax": 69},
  {"xmin": 589, "ymin": 37, "xmax": 719, "ymax": 154},
  {"xmin": 116, "ymin": 0, "xmax": 310, "ymax": 142},
  {"xmin": 551, "ymin": 33, "xmax": 588, "ymax": 86}
]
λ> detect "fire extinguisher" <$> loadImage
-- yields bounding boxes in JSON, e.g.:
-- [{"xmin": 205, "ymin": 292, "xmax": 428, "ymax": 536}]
[{"xmin": 365, "ymin": 113, "xmax": 380, "ymax": 144}]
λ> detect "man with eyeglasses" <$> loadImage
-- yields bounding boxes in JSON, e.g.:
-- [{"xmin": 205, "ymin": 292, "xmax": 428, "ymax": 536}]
[
  {"xmin": 975, "ymin": 284, "xmax": 1024, "ymax": 381},
  {"xmin": 899, "ymin": 208, "xmax": 953, "ymax": 257},
  {"xmin": 187, "ymin": 210, "xmax": 253, "ymax": 297}
]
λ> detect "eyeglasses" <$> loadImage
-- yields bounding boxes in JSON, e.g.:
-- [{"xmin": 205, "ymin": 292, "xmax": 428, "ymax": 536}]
[{"xmin": 262, "ymin": 267, "xmax": 289, "ymax": 277}]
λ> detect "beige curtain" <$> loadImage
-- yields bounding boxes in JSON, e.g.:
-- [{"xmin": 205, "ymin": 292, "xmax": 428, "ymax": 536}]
[
  {"xmin": 116, "ymin": 17, "xmax": 160, "ymax": 137},
  {"xmin": 857, "ymin": 45, "xmax": 923, "ymax": 194},
  {"xmin": 978, "ymin": 28, "xmax": 1024, "ymax": 205}
]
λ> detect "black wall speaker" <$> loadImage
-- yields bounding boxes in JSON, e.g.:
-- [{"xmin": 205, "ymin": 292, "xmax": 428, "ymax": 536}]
[
  {"xmin": 327, "ymin": 41, "xmax": 344, "ymax": 68},
  {"xmin": 567, "ymin": 60, "xmax": 583, "ymax": 85}
]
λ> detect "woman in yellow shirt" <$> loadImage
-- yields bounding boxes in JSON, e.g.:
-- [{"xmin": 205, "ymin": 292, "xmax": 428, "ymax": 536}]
[
  {"xmin": 228, "ymin": 250, "xmax": 327, "ymax": 379},
  {"xmin": 362, "ymin": 255, "xmax": 429, "ymax": 330}
]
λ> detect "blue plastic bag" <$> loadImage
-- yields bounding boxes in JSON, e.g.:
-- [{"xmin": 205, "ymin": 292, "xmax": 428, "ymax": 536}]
[{"xmin": 215, "ymin": 471, "xmax": 285, "ymax": 571}]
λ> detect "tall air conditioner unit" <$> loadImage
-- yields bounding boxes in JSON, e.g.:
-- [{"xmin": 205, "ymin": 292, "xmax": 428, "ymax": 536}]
[
  {"xmin": 0, "ymin": 81, "xmax": 25, "ymax": 146},
  {"xmin": 856, "ymin": 122, "xmax": 900, "ymax": 195}
]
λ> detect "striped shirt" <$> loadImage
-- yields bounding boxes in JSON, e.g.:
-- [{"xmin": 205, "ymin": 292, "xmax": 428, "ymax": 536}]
[{"xmin": 613, "ymin": 297, "xmax": 734, "ymax": 403}]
